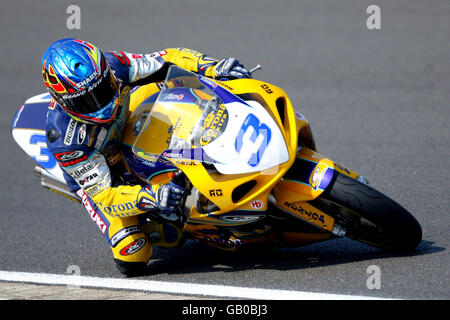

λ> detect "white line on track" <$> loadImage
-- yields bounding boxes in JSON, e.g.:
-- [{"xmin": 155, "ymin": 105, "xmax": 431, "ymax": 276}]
[{"xmin": 0, "ymin": 270, "xmax": 388, "ymax": 300}]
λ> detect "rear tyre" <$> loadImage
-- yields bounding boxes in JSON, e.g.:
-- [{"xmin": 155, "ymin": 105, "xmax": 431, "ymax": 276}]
[{"xmin": 316, "ymin": 172, "xmax": 422, "ymax": 252}]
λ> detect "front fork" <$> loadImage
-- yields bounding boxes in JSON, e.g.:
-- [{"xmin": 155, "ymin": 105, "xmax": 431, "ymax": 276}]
[{"xmin": 272, "ymin": 147, "xmax": 366, "ymax": 237}]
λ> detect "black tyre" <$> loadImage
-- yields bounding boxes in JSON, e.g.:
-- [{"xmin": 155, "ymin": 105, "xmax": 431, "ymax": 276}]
[{"xmin": 313, "ymin": 172, "xmax": 422, "ymax": 252}]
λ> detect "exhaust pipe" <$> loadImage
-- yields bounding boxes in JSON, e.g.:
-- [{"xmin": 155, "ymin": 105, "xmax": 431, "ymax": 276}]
[{"xmin": 34, "ymin": 165, "xmax": 80, "ymax": 203}]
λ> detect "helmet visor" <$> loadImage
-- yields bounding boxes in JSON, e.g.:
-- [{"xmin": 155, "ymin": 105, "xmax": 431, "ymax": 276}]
[{"xmin": 61, "ymin": 69, "xmax": 118, "ymax": 116}]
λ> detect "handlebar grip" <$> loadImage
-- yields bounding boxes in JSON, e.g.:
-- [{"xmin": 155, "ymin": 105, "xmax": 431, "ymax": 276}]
[{"xmin": 171, "ymin": 169, "xmax": 187, "ymax": 189}]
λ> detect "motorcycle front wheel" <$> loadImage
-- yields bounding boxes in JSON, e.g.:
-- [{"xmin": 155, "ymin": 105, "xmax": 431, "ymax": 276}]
[{"xmin": 311, "ymin": 172, "xmax": 422, "ymax": 252}]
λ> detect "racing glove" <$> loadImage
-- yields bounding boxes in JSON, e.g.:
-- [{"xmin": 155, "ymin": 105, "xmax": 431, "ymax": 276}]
[
  {"xmin": 214, "ymin": 58, "xmax": 251, "ymax": 79},
  {"xmin": 137, "ymin": 183, "xmax": 184, "ymax": 212}
]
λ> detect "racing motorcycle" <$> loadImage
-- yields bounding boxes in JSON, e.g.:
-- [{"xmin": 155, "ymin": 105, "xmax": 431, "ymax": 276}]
[{"xmin": 11, "ymin": 65, "xmax": 422, "ymax": 258}]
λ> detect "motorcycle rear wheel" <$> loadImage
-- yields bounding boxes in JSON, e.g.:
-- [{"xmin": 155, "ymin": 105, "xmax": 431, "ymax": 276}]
[{"xmin": 313, "ymin": 172, "xmax": 422, "ymax": 252}]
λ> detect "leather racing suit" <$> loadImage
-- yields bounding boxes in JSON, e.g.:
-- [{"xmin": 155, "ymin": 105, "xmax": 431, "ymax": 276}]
[{"xmin": 45, "ymin": 48, "xmax": 228, "ymax": 274}]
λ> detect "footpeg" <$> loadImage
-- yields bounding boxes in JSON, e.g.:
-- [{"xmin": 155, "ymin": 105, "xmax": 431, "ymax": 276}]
[
  {"xmin": 147, "ymin": 231, "xmax": 161, "ymax": 243},
  {"xmin": 356, "ymin": 175, "xmax": 370, "ymax": 185},
  {"xmin": 331, "ymin": 224, "xmax": 346, "ymax": 237}
]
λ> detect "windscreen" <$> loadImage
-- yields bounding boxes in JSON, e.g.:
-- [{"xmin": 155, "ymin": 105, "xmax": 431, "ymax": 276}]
[{"xmin": 132, "ymin": 66, "xmax": 227, "ymax": 164}]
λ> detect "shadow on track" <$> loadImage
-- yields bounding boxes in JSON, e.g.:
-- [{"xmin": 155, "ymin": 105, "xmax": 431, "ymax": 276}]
[{"xmin": 135, "ymin": 238, "xmax": 443, "ymax": 277}]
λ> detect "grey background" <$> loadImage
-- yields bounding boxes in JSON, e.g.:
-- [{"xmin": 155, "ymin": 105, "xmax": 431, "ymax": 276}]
[{"xmin": 0, "ymin": 0, "xmax": 449, "ymax": 299}]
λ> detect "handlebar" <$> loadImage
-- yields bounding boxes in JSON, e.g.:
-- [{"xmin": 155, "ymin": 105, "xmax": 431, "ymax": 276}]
[
  {"xmin": 217, "ymin": 64, "xmax": 263, "ymax": 81},
  {"xmin": 171, "ymin": 169, "xmax": 190, "ymax": 222},
  {"xmin": 249, "ymin": 64, "xmax": 262, "ymax": 74},
  {"xmin": 171, "ymin": 169, "xmax": 187, "ymax": 189}
]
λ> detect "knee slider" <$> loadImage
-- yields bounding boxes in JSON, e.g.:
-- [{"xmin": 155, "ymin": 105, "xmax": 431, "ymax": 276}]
[{"xmin": 110, "ymin": 229, "xmax": 153, "ymax": 269}]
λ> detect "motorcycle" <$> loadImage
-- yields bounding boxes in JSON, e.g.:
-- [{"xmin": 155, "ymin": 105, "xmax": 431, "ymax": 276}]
[{"xmin": 11, "ymin": 65, "xmax": 422, "ymax": 260}]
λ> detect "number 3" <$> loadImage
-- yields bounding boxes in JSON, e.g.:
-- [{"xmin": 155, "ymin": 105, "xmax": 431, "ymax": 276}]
[
  {"xmin": 30, "ymin": 134, "xmax": 56, "ymax": 169},
  {"xmin": 234, "ymin": 114, "xmax": 272, "ymax": 167}
]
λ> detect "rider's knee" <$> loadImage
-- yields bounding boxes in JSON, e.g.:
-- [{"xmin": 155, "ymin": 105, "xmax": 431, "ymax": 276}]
[{"xmin": 109, "ymin": 220, "xmax": 153, "ymax": 276}]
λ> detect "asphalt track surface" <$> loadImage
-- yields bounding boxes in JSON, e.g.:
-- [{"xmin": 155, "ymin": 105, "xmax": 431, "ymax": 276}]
[{"xmin": 0, "ymin": 0, "xmax": 449, "ymax": 300}]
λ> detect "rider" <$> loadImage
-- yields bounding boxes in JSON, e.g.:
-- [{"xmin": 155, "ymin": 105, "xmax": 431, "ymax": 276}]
[{"xmin": 41, "ymin": 38, "xmax": 251, "ymax": 276}]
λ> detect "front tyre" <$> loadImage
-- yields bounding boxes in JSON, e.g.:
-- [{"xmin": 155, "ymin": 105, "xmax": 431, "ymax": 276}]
[{"xmin": 316, "ymin": 172, "xmax": 422, "ymax": 252}]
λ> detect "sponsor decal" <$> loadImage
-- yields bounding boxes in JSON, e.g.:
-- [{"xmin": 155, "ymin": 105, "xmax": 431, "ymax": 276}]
[
  {"xmin": 62, "ymin": 90, "xmax": 85, "ymax": 100},
  {"xmin": 138, "ymin": 196, "xmax": 156, "ymax": 210},
  {"xmin": 249, "ymin": 200, "xmax": 264, "ymax": 210},
  {"xmin": 64, "ymin": 118, "xmax": 77, "ymax": 145},
  {"xmin": 199, "ymin": 76, "xmax": 217, "ymax": 88},
  {"xmin": 309, "ymin": 162, "xmax": 328, "ymax": 190},
  {"xmin": 75, "ymin": 71, "xmax": 99, "ymax": 88},
  {"xmin": 220, "ymin": 215, "xmax": 265, "ymax": 222},
  {"xmin": 333, "ymin": 162, "xmax": 351, "ymax": 175},
  {"xmin": 120, "ymin": 238, "xmax": 147, "ymax": 256},
  {"xmin": 200, "ymin": 104, "xmax": 228, "ymax": 146},
  {"xmin": 68, "ymin": 162, "xmax": 94, "ymax": 179},
  {"xmin": 261, "ymin": 83, "xmax": 273, "ymax": 94},
  {"xmin": 84, "ymin": 179, "xmax": 109, "ymax": 198},
  {"xmin": 77, "ymin": 124, "xmax": 86, "ymax": 144},
  {"xmin": 97, "ymin": 201, "xmax": 138, "ymax": 215},
  {"xmin": 217, "ymin": 81, "xmax": 233, "ymax": 91},
  {"xmin": 174, "ymin": 160, "xmax": 198, "ymax": 166},
  {"xmin": 78, "ymin": 172, "xmax": 99, "ymax": 186},
  {"xmin": 110, "ymin": 225, "xmax": 141, "ymax": 247},
  {"xmin": 61, "ymin": 67, "xmax": 109, "ymax": 100},
  {"xmin": 86, "ymin": 72, "xmax": 105, "ymax": 93},
  {"xmin": 284, "ymin": 201, "xmax": 326, "ymax": 225},
  {"xmin": 55, "ymin": 151, "xmax": 87, "ymax": 167},
  {"xmin": 55, "ymin": 150, "xmax": 85, "ymax": 162},
  {"xmin": 119, "ymin": 86, "xmax": 130, "ymax": 105},
  {"xmin": 164, "ymin": 92, "xmax": 184, "ymax": 100},
  {"xmin": 95, "ymin": 127, "xmax": 108, "ymax": 149},
  {"xmin": 209, "ymin": 189, "xmax": 223, "ymax": 197},
  {"xmin": 76, "ymin": 189, "xmax": 108, "ymax": 234},
  {"xmin": 163, "ymin": 151, "xmax": 183, "ymax": 158}
]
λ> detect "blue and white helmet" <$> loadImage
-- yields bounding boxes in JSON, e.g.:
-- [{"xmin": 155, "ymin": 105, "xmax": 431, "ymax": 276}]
[{"xmin": 41, "ymin": 38, "xmax": 119, "ymax": 123}]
